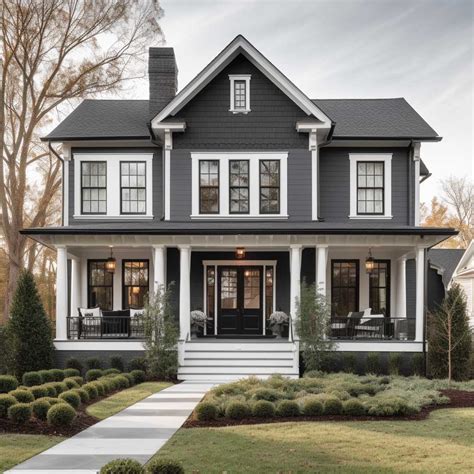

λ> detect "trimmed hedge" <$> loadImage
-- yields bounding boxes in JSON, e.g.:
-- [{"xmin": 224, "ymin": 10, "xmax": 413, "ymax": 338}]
[
  {"xmin": 303, "ymin": 399, "xmax": 323, "ymax": 416},
  {"xmin": 0, "ymin": 394, "xmax": 17, "ymax": 417},
  {"xmin": 69, "ymin": 376, "xmax": 84, "ymax": 386},
  {"xmin": 110, "ymin": 356, "xmax": 124, "ymax": 372},
  {"xmin": 32, "ymin": 399, "xmax": 51, "ymax": 421},
  {"xmin": 195, "ymin": 401, "xmax": 218, "ymax": 421},
  {"xmin": 8, "ymin": 403, "xmax": 32, "ymax": 423},
  {"xmin": 103, "ymin": 368, "xmax": 121, "ymax": 376},
  {"xmin": 128, "ymin": 357, "xmax": 147, "ymax": 372},
  {"xmin": 64, "ymin": 368, "xmax": 80, "ymax": 378},
  {"xmin": 85, "ymin": 369, "xmax": 103, "ymax": 382},
  {"xmin": 47, "ymin": 402, "xmax": 76, "ymax": 427},
  {"xmin": 91, "ymin": 381, "xmax": 106, "ymax": 397},
  {"xmin": 225, "ymin": 401, "xmax": 250, "ymax": 420},
  {"xmin": 343, "ymin": 399, "xmax": 366, "ymax": 416},
  {"xmin": 66, "ymin": 357, "xmax": 83, "ymax": 374},
  {"xmin": 44, "ymin": 384, "xmax": 58, "ymax": 397},
  {"xmin": 147, "ymin": 458, "xmax": 185, "ymax": 474},
  {"xmin": 0, "ymin": 375, "xmax": 18, "ymax": 393},
  {"xmin": 64, "ymin": 378, "xmax": 80, "ymax": 389},
  {"xmin": 48, "ymin": 369, "xmax": 65, "ymax": 381},
  {"xmin": 73, "ymin": 388, "xmax": 90, "ymax": 404},
  {"xmin": 38, "ymin": 370, "xmax": 54, "ymax": 383},
  {"xmin": 130, "ymin": 369, "xmax": 146, "ymax": 384},
  {"xmin": 9, "ymin": 389, "xmax": 34, "ymax": 403},
  {"xmin": 276, "ymin": 400, "xmax": 300, "ymax": 417},
  {"xmin": 85, "ymin": 357, "xmax": 101, "ymax": 370},
  {"xmin": 323, "ymin": 397, "xmax": 343, "ymax": 415},
  {"xmin": 29, "ymin": 385, "xmax": 49, "ymax": 399},
  {"xmin": 252, "ymin": 400, "xmax": 275, "ymax": 418},
  {"xmin": 22, "ymin": 371, "xmax": 42, "ymax": 387},
  {"xmin": 59, "ymin": 390, "xmax": 81, "ymax": 409},
  {"xmin": 51, "ymin": 381, "xmax": 68, "ymax": 395},
  {"xmin": 123, "ymin": 373, "xmax": 135, "ymax": 386},
  {"xmin": 82, "ymin": 383, "xmax": 99, "ymax": 400},
  {"xmin": 100, "ymin": 458, "xmax": 144, "ymax": 474}
]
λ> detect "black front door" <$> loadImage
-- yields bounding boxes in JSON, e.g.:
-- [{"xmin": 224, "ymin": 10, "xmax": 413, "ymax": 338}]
[{"xmin": 217, "ymin": 266, "xmax": 263, "ymax": 335}]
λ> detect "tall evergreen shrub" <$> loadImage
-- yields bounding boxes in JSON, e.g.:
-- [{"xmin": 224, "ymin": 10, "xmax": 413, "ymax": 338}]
[{"xmin": 8, "ymin": 271, "xmax": 54, "ymax": 377}]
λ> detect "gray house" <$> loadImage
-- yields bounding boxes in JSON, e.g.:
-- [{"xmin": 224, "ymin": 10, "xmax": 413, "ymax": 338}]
[{"xmin": 23, "ymin": 36, "xmax": 455, "ymax": 380}]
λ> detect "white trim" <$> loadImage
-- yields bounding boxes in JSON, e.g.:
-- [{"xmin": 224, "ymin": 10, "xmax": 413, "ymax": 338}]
[
  {"xmin": 349, "ymin": 153, "xmax": 392, "ymax": 219},
  {"xmin": 151, "ymin": 35, "xmax": 332, "ymax": 127},
  {"xmin": 413, "ymin": 142, "xmax": 421, "ymax": 225},
  {"xmin": 229, "ymin": 74, "xmax": 251, "ymax": 113},
  {"xmin": 56, "ymin": 246, "xmax": 68, "ymax": 339},
  {"xmin": 54, "ymin": 340, "xmax": 145, "ymax": 351},
  {"xmin": 63, "ymin": 159, "xmax": 69, "ymax": 226},
  {"xmin": 203, "ymin": 259, "xmax": 277, "ymax": 266},
  {"xmin": 334, "ymin": 341, "xmax": 423, "ymax": 352},
  {"xmin": 452, "ymin": 240, "xmax": 473, "ymax": 280},
  {"xmin": 415, "ymin": 246, "xmax": 425, "ymax": 342},
  {"xmin": 73, "ymin": 153, "xmax": 153, "ymax": 219},
  {"xmin": 191, "ymin": 152, "xmax": 288, "ymax": 218}
]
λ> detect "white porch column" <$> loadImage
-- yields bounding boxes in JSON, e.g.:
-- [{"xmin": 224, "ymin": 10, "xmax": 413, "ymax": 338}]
[
  {"xmin": 396, "ymin": 256, "xmax": 407, "ymax": 318},
  {"xmin": 70, "ymin": 258, "xmax": 81, "ymax": 317},
  {"xmin": 290, "ymin": 245, "xmax": 302, "ymax": 338},
  {"xmin": 153, "ymin": 245, "xmax": 166, "ymax": 294},
  {"xmin": 415, "ymin": 247, "xmax": 425, "ymax": 342},
  {"xmin": 316, "ymin": 245, "xmax": 328, "ymax": 295},
  {"xmin": 179, "ymin": 245, "xmax": 191, "ymax": 340},
  {"xmin": 56, "ymin": 246, "xmax": 68, "ymax": 340}
]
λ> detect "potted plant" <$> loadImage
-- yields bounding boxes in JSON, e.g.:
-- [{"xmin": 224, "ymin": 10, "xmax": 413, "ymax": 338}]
[
  {"xmin": 269, "ymin": 311, "xmax": 289, "ymax": 338},
  {"xmin": 190, "ymin": 310, "xmax": 207, "ymax": 338}
]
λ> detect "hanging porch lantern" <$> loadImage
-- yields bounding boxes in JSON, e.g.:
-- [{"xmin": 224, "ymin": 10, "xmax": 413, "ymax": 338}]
[
  {"xmin": 105, "ymin": 247, "xmax": 116, "ymax": 273},
  {"xmin": 235, "ymin": 247, "xmax": 246, "ymax": 259},
  {"xmin": 365, "ymin": 248, "xmax": 375, "ymax": 274}
]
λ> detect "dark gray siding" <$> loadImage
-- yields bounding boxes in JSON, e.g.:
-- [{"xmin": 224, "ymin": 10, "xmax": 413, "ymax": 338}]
[
  {"xmin": 319, "ymin": 147, "xmax": 411, "ymax": 225},
  {"xmin": 69, "ymin": 147, "xmax": 163, "ymax": 225},
  {"xmin": 427, "ymin": 266, "xmax": 445, "ymax": 313},
  {"xmin": 55, "ymin": 350, "xmax": 145, "ymax": 369},
  {"xmin": 170, "ymin": 54, "xmax": 309, "ymax": 149}
]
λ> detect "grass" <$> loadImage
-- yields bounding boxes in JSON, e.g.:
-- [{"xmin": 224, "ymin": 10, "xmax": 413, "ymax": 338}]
[
  {"xmin": 152, "ymin": 408, "xmax": 474, "ymax": 473},
  {"xmin": 86, "ymin": 381, "xmax": 172, "ymax": 419},
  {"xmin": 0, "ymin": 434, "xmax": 64, "ymax": 473}
]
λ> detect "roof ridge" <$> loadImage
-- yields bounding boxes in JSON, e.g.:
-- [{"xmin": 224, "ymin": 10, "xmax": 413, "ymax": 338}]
[{"xmin": 312, "ymin": 98, "xmax": 405, "ymax": 101}]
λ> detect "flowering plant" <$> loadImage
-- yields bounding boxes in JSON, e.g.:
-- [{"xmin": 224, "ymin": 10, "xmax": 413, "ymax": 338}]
[
  {"xmin": 190, "ymin": 310, "xmax": 208, "ymax": 328},
  {"xmin": 269, "ymin": 311, "xmax": 289, "ymax": 326}
]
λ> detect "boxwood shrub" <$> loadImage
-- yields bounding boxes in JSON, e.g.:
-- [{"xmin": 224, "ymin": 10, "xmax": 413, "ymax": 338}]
[
  {"xmin": 110, "ymin": 356, "xmax": 124, "ymax": 372},
  {"xmin": 9, "ymin": 389, "xmax": 34, "ymax": 403},
  {"xmin": 64, "ymin": 368, "xmax": 80, "ymax": 378},
  {"xmin": 32, "ymin": 399, "xmax": 51, "ymax": 421},
  {"xmin": 343, "ymin": 399, "xmax": 366, "ymax": 416},
  {"xmin": 99, "ymin": 458, "xmax": 144, "ymax": 474},
  {"xmin": 22, "ymin": 371, "xmax": 42, "ymax": 387},
  {"xmin": 85, "ymin": 357, "xmax": 101, "ymax": 370},
  {"xmin": 48, "ymin": 369, "xmax": 65, "ymax": 381},
  {"xmin": 47, "ymin": 397, "xmax": 66, "ymax": 406},
  {"xmin": 103, "ymin": 368, "xmax": 121, "ymax": 376},
  {"xmin": 303, "ymin": 399, "xmax": 323, "ymax": 416},
  {"xmin": 91, "ymin": 381, "xmax": 106, "ymax": 396},
  {"xmin": 0, "ymin": 394, "xmax": 17, "ymax": 417},
  {"xmin": 43, "ymin": 384, "xmax": 58, "ymax": 397},
  {"xmin": 38, "ymin": 369, "xmax": 54, "ymax": 383},
  {"xmin": 251, "ymin": 387, "xmax": 285, "ymax": 402},
  {"xmin": 0, "ymin": 375, "xmax": 18, "ymax": 393},
  {"xmin": 323, "ymin": 397, "xmax": 343, "ymax": 415},
  {"xmin": 130, "ymin": 369, "xmax": 146, "ymax": 384},
  {"xmin": 85, "ymin": 369, "xmax": 103, "ymax": 382},
  {"xmin": 66, "ymin": 357, "xmax": 83, "ymax": 374},
  {"xmin": 276, "ymin": 400, "xmax": 300, "ymax": 417},
  {"xmin": 225, "ymin": 401, "xmax": 250, "ymax": 420},
  {"xmin": 73, "ymin": 388, "xmax": 90, "ymax": 404},
  {"xmin": 195, "ymin": 401, "xmax": 218, "ymax": 421},
  {"xmin": 64, "ymin": 378, "xmax": 80, "ymax": 389},
  {"xmin": 113, "ymin": 375, "xmax": 130, "ymax": 389},
  {"xmin": 59, "ymin": 390, "xmax": 81, "ymax": 409},
  {"xmin": 82, "ymin": 383, "xmax": 99, "ymax": 400},
  {"xmin": 128, "ymin": 357, "xmax": 147, "ymax": 372},
  {"xmin": 47, "ymin": 403, "xmax": 76, "ymax": 427},
  {"xmin": 252, "ymin": 400, "xmax": 275, "ymax": 418},
  {"xmin": 51, "ymin": 381, "xmax": 68, "ymax": 395},
  {"xmin": 29, "ymin": 385, "xmax": 49, "ymax": 399},
  {"xmin": 69, "ymin": 376, "xmax": 84, "ymax": 386},
  {"xmin": 123, "ymin": 373, "xmax": 135, "ymax": 386},
  {"xmin": 147, "ymin": 458, "xmax": 185, "ymax": 474},
  {"xmin": 8, "ymin": 403, "xmax": 32, "ymax": 423}
]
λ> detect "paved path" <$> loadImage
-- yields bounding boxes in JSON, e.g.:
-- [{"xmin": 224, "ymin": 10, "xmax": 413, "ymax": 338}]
[{"xmin": 7, "ymin": 381, "xmax": 215, "ymax": 473}]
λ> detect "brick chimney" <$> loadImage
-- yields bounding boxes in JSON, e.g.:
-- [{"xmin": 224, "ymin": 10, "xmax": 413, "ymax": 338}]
[{"xmin": 148, "ymin": 47, "xmax": 178, "ymax": 118}]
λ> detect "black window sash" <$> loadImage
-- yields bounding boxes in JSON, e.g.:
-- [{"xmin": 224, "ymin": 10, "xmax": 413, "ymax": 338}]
[
  {"xmin": 356, "ymin": 161, "xmax": 384, "ymax": 215},
  {"xmin": 122, "ymin": 259, "xmax": 149, "ymax": 309},
  {"xmin": 369, "ymin": 260, "xmax": 391, "ymax": 316},
  {"xmin": 229, "ymin": 159, "xmax": 249, "ymax": 214},
  {"xmin": 259, "ymin": 160, "xmax": 280, "ymax": 214},
  {"xmin": 330, "ymin": 260, "xmax": 360, "ymax": 316},
  {"xmin": 199, "ymin": 160, "xmax": 220, "ymax": 214},
  {"xmin": 234, "ymin": 80, "xmax": 246, "ymax": 109},
  {"xmin": 81, "ymin": 161, "xmax": 107, "ymax": 215},
  {"xmin": 87, "ymin": 259, "xmax": 113, "ymax": 311},
  {"xmin": 120, "ymin": 161, "xmax": 147, "ymax": 215}
]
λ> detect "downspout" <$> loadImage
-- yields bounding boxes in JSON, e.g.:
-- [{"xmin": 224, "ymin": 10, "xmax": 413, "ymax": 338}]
[
  {"xmin": 48, "ymin": 141, "xmax": 64, "ymax": 226},
  {"xmin": 147, "ymin": 123, "xmax": 166, "ymax": 221}
]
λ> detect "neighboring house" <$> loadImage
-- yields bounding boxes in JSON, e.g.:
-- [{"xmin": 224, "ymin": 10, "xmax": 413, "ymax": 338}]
[{"xmin": 22, "ymin": 36, "xmax": 455, "ymax": 379}]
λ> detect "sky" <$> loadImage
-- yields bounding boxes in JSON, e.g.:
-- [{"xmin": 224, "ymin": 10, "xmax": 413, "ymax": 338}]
[{"xmin": 130, "ymin": 0, "xmax": 473, "ymax": 205}]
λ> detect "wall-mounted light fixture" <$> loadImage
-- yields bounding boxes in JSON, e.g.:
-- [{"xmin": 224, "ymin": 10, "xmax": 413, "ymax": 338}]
[{"xmin": 235, "ymin": 247, "xmax": 246, "ymax": 259}]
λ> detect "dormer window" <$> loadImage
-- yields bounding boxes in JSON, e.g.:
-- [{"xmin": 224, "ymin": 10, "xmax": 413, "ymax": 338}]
[{"xmin": 229, "ymin": 75, "xmax": 251, "ymax": 113}]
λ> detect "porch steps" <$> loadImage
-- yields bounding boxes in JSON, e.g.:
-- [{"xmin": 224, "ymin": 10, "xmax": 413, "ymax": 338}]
[{"xmin": 178, "ymin": 340, "xmax": 299, "ymax": 381}]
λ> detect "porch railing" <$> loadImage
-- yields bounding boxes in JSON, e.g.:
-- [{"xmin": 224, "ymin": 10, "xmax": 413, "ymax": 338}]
[
  {"xmin": 67, "ymin": 316, "xmax": 145, "ymax": 340},
  {"xmin": 329, "ymin": 316, "xmax": 415, "ymax": 341}
]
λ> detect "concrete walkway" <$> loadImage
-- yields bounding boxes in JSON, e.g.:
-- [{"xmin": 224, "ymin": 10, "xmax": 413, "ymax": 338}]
[{"xmin": 7, "ymin": 381, "xmax": 215, "ymax": 473}]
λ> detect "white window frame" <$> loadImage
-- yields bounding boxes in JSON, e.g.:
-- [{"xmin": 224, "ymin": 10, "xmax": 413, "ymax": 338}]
[
  {"xmin": 229, "ymin": 74, "xmax": 251, "ymax": 113},
  {"xmin": 191, "ymin": 152, "xmax": 288, "ymax": 219},
  {"xmin": 73, "ymin": 153, "xmax": 154, "ymax": 220},
  {"xmin": 349, "ymin": 153, "xmax": 392, "ymax": 219}
]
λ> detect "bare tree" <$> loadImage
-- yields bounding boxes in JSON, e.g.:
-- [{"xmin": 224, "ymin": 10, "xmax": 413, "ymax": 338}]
[{"xmin": 0, "ymin": 0, "xmax": 163, "ymax": 321}]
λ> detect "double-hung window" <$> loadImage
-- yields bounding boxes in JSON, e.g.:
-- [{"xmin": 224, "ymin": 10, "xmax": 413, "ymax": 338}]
[
  {"xmin": 199, "ymin": 160, "xmax": 219, "ymax": 214},
  {"xmin": 229, "ymin": 160, "xmax": 249, "ymax": 214},
  {"xmin": 331, "ymin": 260, "xmax": 359, "ymax": 316},
  {"xmin": 122, "ymin": 260, "xmax": 149, "ymax": 309},
  {"xmin": 121, "ymin": 162, "xmax": 146, "ymax": 214},
  {"xmin": 259, "ymin": 160, "xmax": 280, "ymax": 214},
  {"xmin": 229, "ymin": 75, "xmax": 251, "ymax": 113},
  {"xmin": 88, "ymin": 260, "xmax": 113, "ymax": 310},
  {"xmin": 81, "ymin": 162, "xmax": 107, "ymax": 214}
]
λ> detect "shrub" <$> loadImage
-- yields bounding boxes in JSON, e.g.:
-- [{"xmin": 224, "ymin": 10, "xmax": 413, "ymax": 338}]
[
  {"xmin": 8, "ymin": 403, "xmax": 32, "ymax": 423},
  {"xmin": 0, "ymin": 394, "xmax": 17, "ymax": 417},
  {"xmin": 276, "ymin": 400, "xmax": 300, "ymax": 417},
  {"xmin": 303, "ymin": 399, "xmax": 323, "ymax": 416},
  {"xmin": 0, "ymin": 326, "xmax": 14, "ymax": 375},
  {"xmin": 367, "ymin": 397, "xmax": 418, "ymax": 416},
  {"xmin": 195, "ymin": 401, "xmax": 218, "ymax": 421},
  {"xmin": 98, "ymin": 379, "xmax": 114, "ymax": 393},
  {"xmin": 320, "ymin": 353, "xmax": 341, "ymax": 373},
  {"xmin": 342, "ymin": 353, "xmax": 358, "ymax": 374},
  {"xmin": 103, "ymin": 368, "xmax": 121, "ymax": 376},
  {"xmin": 22, "ymin": 371, "xmax": 42, "ymax": 387},
  {"xmin": 66, "ymin": 358, "xmax": 83, "ymax": 374},
  {"xmin": 51, "ymin": 381, "xmax": 68, "ymax": 394},
  {"xmin": 250, "ymin": 387, "xmax": 284, "ymax": 402},
  {"xmin": 130, "ymin": 369, "xmax": 146, "ymax": 384},
  {"xmin": 38, "ymin": 369, "xmax": 54, "ymax": 383},
  {"xmin": 128, "ymin": 357, "xmax": 147, "ymax": 372},
  {"xmin": 225, "ymin": 401, "xmax": 250, "ymax": 420},
  {"xmin": 8, "ymin": 271, "xmax": 54, "ymax": 377},
  {"xmin": 0, "ymin": 375, "xmax": 18, "ymax": 393},
  {"xmin": 69, "ymin": 376, "xmax": 84, "ymax": 386},
  {"xmin": 91, "ymin": 381, "xmax": 106, "ymax": 396},
  {"xmin": 113, "ymin": 375, "xmax": 130, "ymax": 389},
  {"xmin": 10, "ymin": 389, "xmax": 34, "ymax": 403},
  {"xmin": 303, "ymin": 370, "xmax": 324, "ymax": 378},
  {"xmin": 64, "ymin": 368, "xmax": 80, "ymax": 378},
  {"xmin": 86, "ymin": 369, "xmax": 103, "ymax": 382},
  {"xmin": 86, "ymin": 357, "xmax": 102, "ymax": 370},
  {"xmin": 64, "ymin": 378, "xmax": 80, "ymax": 389},
  {"xmin": 32, "ymin": 399, "xmax": 51, "ymax": 421},
  {"xmin": 366, "ymin": 353, "xmax": 381, "ymax": 374},
  {"xmin": 323, "ymin": 397, "xmax": 343, "ymax": 415},
  {"xmin": 388, "ymin": 353, "xmax": 402, "ymax": 376},
  {"xmin": 411, "ymin": 353, "xmax": 425, "ymax": 376},
  {"xmin": 123, "ymin": 373, "xmax": 135, "ymax": 386},
  {"xmin": 100, "ymin": 458, "xmax": 144, "ymax": 474},
  {"xmin": 48, "ymin": 369, "xmax": 65, "ymax": 381},
  {"xmin": 343, "ymin": 399, "xmax": 366, "ymax": 416},
  {"xmin": 82, "ymin": 383, "xmax": 99, "ymax": 399},
  {"xmin": 47, "ymin": 403, "xmax": 76, "ymax": 427},
  {"xmin": 47, "ymin": 398, "xmax": 66, "ymax": 406},
  {"xmin": 73, "ymin": 388, "xmax": 90, "ymax": 404},
  {"xmin": 59, "ymin": 390, "xmax": 81, "ymax": 409},
  {"xmin": 146, "ymin": 458, "xmax": 184, "ymax": 474},
  {"xmin": 44, "ymin": 384, "xmax": 58, "ymax": 397},
  {"xmin": 110, "ymin": 356, "xmax": 124, "ymax": 372},
  {"xmin": 29, "ymin": 385, "xmax": 48, "ymax": 399},
  {"xmin": 252, "ymin": 400, "xmax": 275, "ymax": 418}
]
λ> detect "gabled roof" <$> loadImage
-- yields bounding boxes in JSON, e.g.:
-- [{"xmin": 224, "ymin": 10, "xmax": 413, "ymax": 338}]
[
  {"xmin": 151, "ymin": 35, "xmax": 332, "ymax": 128},
  {"xmin": 452, "ymin": 240, "xmax": 474, "ymax": 278},
  {"xmin": 428, "ymin": 248, "xmax": 466, "ymax": 286}
]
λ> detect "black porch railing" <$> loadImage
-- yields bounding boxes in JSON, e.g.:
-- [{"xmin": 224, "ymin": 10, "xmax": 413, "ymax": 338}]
[
  {"xmin": 67, "ymin": 316, "xmax": 145, "ymax": 339},
  {"xmin": 329, "ymin": 316, "xmax": 415, "ymax": 341}
]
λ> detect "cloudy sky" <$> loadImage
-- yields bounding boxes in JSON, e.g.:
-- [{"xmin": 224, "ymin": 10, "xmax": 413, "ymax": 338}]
[{"xmin": 138, "ymin": 0, "xmax": 472, "ymax": 204}]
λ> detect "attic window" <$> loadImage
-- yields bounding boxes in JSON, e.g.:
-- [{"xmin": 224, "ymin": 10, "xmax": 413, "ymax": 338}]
[{"xmin": 229, "ymin": 75, "xmax": 251, "ymax": 113}]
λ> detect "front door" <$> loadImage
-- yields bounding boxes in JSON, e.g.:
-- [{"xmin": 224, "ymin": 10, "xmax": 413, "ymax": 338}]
[{"xmin": 217, "ymin": 266, "xmax": 263, "ymax": 335}]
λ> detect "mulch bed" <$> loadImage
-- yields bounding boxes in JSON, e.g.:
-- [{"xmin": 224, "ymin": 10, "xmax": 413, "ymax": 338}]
[{"xmin": 182, "ymin": 389, "xmax": 474, "ymax": 428}]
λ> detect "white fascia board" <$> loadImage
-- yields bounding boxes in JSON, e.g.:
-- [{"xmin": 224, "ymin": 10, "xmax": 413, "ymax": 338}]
[
  {"xmin": 151, "ymin": 35, "xmax": 332, "ymax": 127},
  {"xmin": 452, "ymin": 240, "xmax": 474, "ymax": 277}
]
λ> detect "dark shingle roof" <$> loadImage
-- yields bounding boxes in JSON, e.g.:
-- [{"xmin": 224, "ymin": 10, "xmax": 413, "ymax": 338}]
[
  {"xmin": 44, "ymin": 97, "xmax": 439, "ymax": 141},
  {"xmin": 312, "ymin": 98, "xmax": 439, "ymax": 139},
  {"xmin": 428, "ymin": 249, "xmax": 465, "ymax": 286}
]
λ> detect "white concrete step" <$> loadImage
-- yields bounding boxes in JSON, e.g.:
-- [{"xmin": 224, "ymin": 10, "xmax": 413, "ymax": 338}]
[
  {"xmin": 179, "ymin": 366, "xmax": 297, "ymax": 375},
  {"xmin": 184, "ymin": 351, "xmax": 294, "ymax": 359},
  {"xmin": 185, "ymin": 341, "xmax": 294, "ymax": 351},
  {"xmin": 179, "ymin": 373, "xmax": 299, "ymax": 381},
  {"xmin": 183, "ymin": 358, "xmax": 293, "ymax": 367}
]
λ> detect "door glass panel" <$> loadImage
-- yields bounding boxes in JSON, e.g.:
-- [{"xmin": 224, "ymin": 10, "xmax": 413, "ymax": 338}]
[
  {"xmin": 244, "ymin": 268, "xmax": 260, "ymax": 309},
  {"xmin": 221, "ymin": 269, "xmax": 237, "ymax": 309}
]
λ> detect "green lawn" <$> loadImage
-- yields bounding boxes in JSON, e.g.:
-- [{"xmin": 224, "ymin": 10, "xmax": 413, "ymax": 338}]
[
  {"xmin": 152, "ymin": 408, "xmax": 474, "ymax": 473},
  {"xmin": 0, "ymin": 434, "xmax": 64, "ymax": 473},
  {"xmin": 86, "ymin": 381, "xmax": 172, "ymax": 419}
]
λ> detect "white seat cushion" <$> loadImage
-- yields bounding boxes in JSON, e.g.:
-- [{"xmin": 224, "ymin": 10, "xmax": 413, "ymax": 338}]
[
  {"xmin": 130, "ymin": 308, "xmax": 145, "ymax": 319},
  {"xmin": 79, "ymin": 307, "xmax": 101, "ymax": 326}
]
